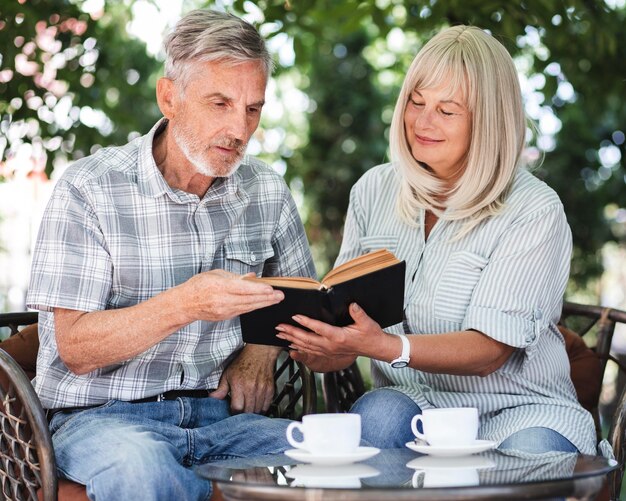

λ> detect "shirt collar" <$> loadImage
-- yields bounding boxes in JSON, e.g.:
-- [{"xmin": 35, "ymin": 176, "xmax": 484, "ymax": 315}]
[
  {"xmin": 136, "ymin": 118, "xmax": 242, "ymax": 203},
  {"xmin": 136, "ymin": 118, "xmax": 172, "ymax": 199}
]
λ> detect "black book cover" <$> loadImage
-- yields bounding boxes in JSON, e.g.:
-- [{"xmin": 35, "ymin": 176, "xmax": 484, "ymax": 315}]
[{"xmin": 240, "ymin": 261, "xmax": 406, "ymax": 347}]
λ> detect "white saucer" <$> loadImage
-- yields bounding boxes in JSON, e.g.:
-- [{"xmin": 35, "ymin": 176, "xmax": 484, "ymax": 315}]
[
  {"xmin": 405, "ymin": 439, "xmax": 497, "ymax": 457},
  {"xmin": 286, "ymin": 464, "xmax": 379, "ymax": 488},
  {"xmin": 406, "ymin": 455, "xmax": 495, "ymax": 470},
  {"xmin": 285, "ymin": 446, "xmax": 380, "ymax": 465}
]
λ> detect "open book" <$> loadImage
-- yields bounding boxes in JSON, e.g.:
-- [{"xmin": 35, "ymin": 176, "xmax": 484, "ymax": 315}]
[{"xmin": 240, "ymin": 249, "xmax": 406, "ymax": 347}]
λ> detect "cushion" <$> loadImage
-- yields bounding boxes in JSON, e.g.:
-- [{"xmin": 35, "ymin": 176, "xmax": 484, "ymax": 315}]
[
  {"xmin": 0, "ymin": 322, "xmax": 39, "ymax": 379},
  {"xmin": 558, "ymin": 324, "xmax": 603, "ymax": 413}
]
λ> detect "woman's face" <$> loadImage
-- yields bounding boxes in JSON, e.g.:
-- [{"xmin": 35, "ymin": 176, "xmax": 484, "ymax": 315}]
[{"xmin": 403, "ymin": 82, "xmax": 471, "ymax": 186}]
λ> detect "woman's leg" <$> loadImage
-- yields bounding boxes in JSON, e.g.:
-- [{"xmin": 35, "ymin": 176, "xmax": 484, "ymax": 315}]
[
  {"xmin": 350, "ymin": 388, "xmax": 420, "ymax": 448},
  {"xmin": 499, "ymin": 427, "xmax": 578, "ymax": 454}
]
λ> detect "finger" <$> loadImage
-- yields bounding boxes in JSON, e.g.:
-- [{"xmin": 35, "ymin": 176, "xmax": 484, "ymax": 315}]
[
  {"xmin": 206, "ymin": 270, "xmax": 277, "ymax": 296},
  {"xmin": 244, "ymin": 399, "xmax": 256, "ymax": 414},
  {"xmin": 222, "ymin": 288, "xmax": 284, "ymax": 305},
  {"xmin": 349, "ymin": 302, "xmax": 378, "ymax": 327},
  {"xmin": 276, "ymin": 328, "xmax": 324, "ymax": 352},
  {"xmin": 211, "ymin": 293, "xmax": 285, "ymax": 319},
  {"xmin": 209, "ymin": 379, "xmax": 230, "ymax": 400},
  {"xmin": 289, "ymin": 349, "xmax": 306, "ymax": 362},
  {"xmin": 291, "ymin": 314, "xmax": 339, "ymax": 337},
  {"xmin": 260, "ymin": 382, "xmax": 274, "ymax": 413},
  {"xmin": 275, "ymin": 323, "xmax": 313, "ymax": 338},
  {"xmin": 229, "ymin": 386, "xmax": 245, "ymax": 414},
  {"xmin": 289, "ymin": 343, "xmax": 327, "ymax": 356},
  {"xmin": 280, "ymin": 333, "xmax": 327, "ymax": 356},
  {"xmin": 228, "ymin": 301, "xmax": 282, "ymax": 319}
]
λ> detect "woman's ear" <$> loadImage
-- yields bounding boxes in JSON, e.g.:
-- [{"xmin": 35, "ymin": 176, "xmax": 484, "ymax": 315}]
[{"xmin": 156, "ymin": 77, "xmax": 177, "ymax": 119}]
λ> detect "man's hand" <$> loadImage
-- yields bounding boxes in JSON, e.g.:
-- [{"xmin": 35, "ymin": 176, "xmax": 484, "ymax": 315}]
[
  {"xmin": 210, "ymin": 344, "xmax": 282, "ymax": 414},
  {"xmin": 182, "ymin": 270, "xmax": 284, "ymax": 322}
]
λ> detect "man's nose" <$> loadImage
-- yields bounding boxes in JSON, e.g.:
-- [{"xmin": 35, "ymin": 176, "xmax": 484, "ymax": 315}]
[{"xmin": 225, "ymin": 108, "xmax": 249, "ymax": 141}]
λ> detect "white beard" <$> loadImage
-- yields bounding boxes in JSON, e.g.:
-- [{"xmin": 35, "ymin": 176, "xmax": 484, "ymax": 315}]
[{"xmin": 171, "ymin": 120, "xmax": 244, "ymax": 178}]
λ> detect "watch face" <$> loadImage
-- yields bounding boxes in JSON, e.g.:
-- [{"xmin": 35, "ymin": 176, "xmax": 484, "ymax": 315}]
[{"xmin": 391, "ymin": 360, "xmax": 408, "ymax": 369}]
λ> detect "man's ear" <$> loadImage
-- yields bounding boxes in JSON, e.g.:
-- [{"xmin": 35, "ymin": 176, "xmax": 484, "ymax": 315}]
[{"xmin": 156, "ymin": 77, "xmax": 177, "ymax": 119}]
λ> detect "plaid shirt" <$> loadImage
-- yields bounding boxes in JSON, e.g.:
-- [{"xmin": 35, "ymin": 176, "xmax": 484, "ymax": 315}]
[{"xmin": 27, "ymin": 119, "xmax": 316, "ymax": 409}]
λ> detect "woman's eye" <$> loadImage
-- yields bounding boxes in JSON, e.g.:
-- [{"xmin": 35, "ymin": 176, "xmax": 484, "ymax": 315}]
[
  {"xmin": 410, "ymin": 99, "xmax": 424, "ymax": 107},
  {"xmin": 441, "ymin": 109, "xmax": 454, "ymax": 116}
]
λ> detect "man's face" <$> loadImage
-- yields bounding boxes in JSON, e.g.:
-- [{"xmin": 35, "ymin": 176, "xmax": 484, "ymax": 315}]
[{"xmin": 169, "ymin": 59, "xmax": 267, "ymax": 178}]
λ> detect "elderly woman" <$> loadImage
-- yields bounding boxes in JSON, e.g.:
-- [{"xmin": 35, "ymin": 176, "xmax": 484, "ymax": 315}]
[{"xmin": 276, "ymin": 25, "xmax": 596, "ymax": 455}]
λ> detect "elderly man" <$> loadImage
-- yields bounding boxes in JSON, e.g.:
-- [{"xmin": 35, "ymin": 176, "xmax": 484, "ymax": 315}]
[{"xmin": 26, "ymin": 9, "xmax": 315, "ymax": 500}]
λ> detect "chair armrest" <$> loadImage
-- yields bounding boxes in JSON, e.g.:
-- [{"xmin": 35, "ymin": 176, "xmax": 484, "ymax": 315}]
[
  {"xmin": 266, "ymin": 350, "xmax": 317, "ymax": 419},
  {"xmin": 608, "ymin": 381, "xmax": 626, "ymax": 499},
  {"xmin": 322, "ymin": 361, "xmax": 366, "ymax": 413},
  {"xmin": 0, "ymin": 348, "xmax": 57, "ymax": 501}
]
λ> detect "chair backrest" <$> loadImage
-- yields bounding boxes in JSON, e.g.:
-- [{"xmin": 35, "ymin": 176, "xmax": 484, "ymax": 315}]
[{"xmin": 0, "ymin": 312, "xmax": 56, "ymax": 501}]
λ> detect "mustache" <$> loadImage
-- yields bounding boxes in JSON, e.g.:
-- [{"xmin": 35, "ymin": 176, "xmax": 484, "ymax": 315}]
[{"xmin": 211, "ymin": 138, "xmax": 245, "ymax": 153}]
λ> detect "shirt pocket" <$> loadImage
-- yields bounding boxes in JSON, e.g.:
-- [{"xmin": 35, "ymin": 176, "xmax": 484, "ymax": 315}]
[
  {"xmin": 434, "ymin": 251, "xmax": 488, "ymax": 323},
  {"xmin": 359, "ymin": 235, "xmax": 399, "ymax": 254},
  {"xmin": 223, "ymin": 240, "xmax": 275, "ymax": 276}
]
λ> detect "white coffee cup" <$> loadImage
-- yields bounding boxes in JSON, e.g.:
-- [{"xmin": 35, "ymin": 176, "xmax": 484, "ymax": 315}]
[
  {"xmin": 286, "ymin": 413, "xmax": 361, "ymax": 455},
  {"xmin": 411, "ymin": 407, "xmax": 478, "ymax": 447}
]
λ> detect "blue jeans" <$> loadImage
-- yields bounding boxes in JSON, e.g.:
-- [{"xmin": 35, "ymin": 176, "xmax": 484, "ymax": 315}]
[
  {"xmin": 350, "ymin": 388, "xmax": 578, "ymax": 453},
  {"xmin": 49, "ymin": 398, "xmax": 293, "ymax": 501}
]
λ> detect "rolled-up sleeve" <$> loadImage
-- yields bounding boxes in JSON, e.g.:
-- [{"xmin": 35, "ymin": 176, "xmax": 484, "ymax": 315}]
[
  {"xmin": 27, "ymin": 180, "xmax": 112, "ymax": 313},
  {"xmin": 462, "ymin": 202, "xmax": 571, "ymax": 361}
]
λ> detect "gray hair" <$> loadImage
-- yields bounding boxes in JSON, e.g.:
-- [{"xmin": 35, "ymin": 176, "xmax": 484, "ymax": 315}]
[{"xmin": 163, "ymin": 9, "xmax": 274, "ymax": 89}]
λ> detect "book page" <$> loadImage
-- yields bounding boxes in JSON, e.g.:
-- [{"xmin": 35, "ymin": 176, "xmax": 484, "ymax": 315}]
[
  {"xmin": 244, "ymin": 276, "xmax": 323, "ymax": 290},
  {"xmin": 322, "ymin": 249, "xmax": 400, "ymax": 287}
]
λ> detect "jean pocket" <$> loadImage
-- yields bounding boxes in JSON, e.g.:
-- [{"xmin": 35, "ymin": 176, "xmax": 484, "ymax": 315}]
[{"xmin": 434, "ymin": 251, "xmax": 488, "ymax": 323}]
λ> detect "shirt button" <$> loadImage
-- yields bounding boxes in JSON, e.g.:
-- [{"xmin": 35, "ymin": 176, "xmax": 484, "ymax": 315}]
[
  {"xmin": 534, "ymin": 308, "xmax": 543, "ymax": 320},
  {"xmin": 250, "ymin": 253, "xmax": 257, "ymax": 262}
]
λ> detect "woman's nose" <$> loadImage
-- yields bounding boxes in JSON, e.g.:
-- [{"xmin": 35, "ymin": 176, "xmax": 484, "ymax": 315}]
[{"xmin": 414, "ymin": 107, "xmax": 435, "ymax": 128}]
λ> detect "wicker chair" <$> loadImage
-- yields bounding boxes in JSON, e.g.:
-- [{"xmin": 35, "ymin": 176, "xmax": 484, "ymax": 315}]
[
  {"xmin": 322, "ymin": 301, "xmax": 626, "ymax": 501},
  {"xmin": 0, "ymin": 312, "xmax": 317, "ymax": 501}
]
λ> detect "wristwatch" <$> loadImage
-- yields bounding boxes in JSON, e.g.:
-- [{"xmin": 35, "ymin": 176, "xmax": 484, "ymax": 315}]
[{"xmin": 390, "ymin": 334, "xmax": 411, "ymax": 368}]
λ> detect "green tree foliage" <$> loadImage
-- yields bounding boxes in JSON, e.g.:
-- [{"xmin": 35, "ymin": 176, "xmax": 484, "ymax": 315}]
[
  {"xmin": 1, "ymin": 0, "xmax": 624, "ymax": 290},
  {"xmin": 0, "ymin": 0, "xmax": 161, "ymax": 178},
  {"xmin": 282, "ymin": 31, "xmax": 389, "ymax": 273}
]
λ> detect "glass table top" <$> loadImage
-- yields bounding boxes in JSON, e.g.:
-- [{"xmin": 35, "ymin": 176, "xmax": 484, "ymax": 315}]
[{"xmin": 195, "ymin": 447, "xmax": 618, "ymax": 495}]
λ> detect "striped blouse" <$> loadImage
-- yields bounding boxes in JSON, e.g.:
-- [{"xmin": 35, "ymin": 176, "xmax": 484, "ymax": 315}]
[{"xmin": 335, "ymin": 163, "xmax": 597, "ymax": 455}]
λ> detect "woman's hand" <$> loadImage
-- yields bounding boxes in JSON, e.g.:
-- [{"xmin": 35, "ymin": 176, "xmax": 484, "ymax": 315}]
[{"xmin": 276, "ymin": 303, "xmax": 383, "ymax": 361}]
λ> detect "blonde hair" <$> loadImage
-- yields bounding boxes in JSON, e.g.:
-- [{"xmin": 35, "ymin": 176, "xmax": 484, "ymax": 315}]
[{"xmin": 389, "ymin": 25, "xmax": 526, "ymax": 234}]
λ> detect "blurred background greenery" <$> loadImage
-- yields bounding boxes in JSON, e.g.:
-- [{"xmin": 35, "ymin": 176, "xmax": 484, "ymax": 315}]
[{"xmin": 1, "ymin": 0, "xmax": 625, "ymax": 310}]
